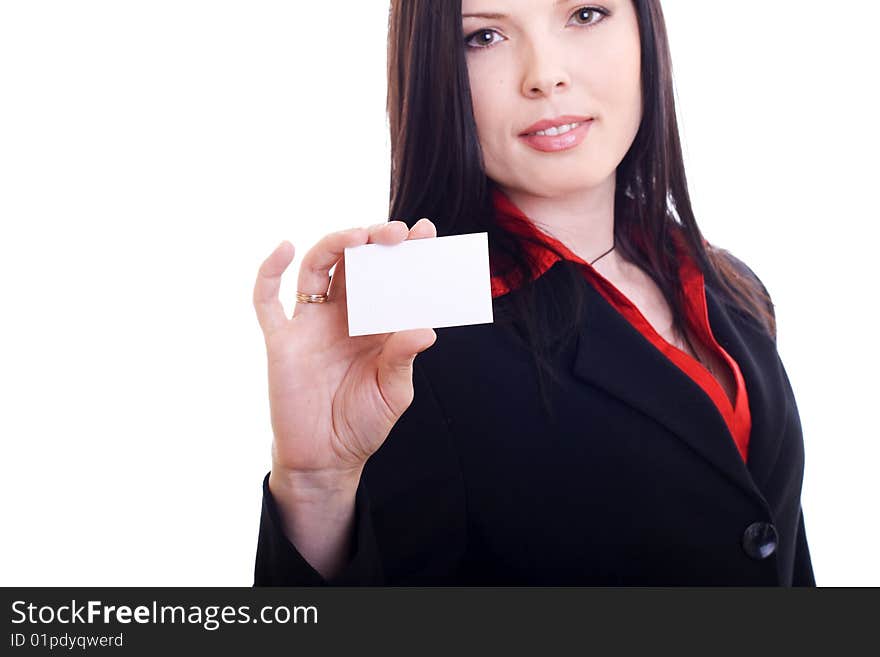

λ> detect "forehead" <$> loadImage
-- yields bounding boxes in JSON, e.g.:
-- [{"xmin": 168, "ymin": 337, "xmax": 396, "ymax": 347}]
[{"xmin": 462, "ymin": 0, "xmax": 571, "ymax": 19}]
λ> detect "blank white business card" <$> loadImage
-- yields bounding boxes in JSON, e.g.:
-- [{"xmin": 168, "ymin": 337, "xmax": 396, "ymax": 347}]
[{"xmin": 344, "ymin": 232, "xmax": 494, "ymax": 337}]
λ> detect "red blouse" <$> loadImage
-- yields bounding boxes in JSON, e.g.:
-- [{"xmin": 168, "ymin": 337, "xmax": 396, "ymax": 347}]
[{"xmin": 488, "ymin": 187, "xmax": 751, "ymax": 463}]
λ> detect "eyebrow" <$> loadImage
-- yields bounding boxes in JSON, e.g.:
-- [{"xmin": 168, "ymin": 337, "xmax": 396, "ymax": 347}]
[{"xmin": 463, "ymin": 0, "xmax": 570, "ymax": 20}]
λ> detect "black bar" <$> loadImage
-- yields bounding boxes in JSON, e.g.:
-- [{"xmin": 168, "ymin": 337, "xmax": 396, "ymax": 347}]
[{"xmin": 2, "ymin": 587, "xmax": 875, "ymax": 654}]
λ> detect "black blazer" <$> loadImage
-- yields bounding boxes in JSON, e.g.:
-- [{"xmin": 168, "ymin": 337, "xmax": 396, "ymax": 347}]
[{"xmin": 254, "ymin": 256, "xmax": 816, "ymax": 586}]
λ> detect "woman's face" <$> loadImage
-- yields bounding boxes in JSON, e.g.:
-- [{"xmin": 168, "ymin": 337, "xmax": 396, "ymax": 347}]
[{"xmin": 461, "ymin": 0, "xmax": 643, "ymax": 198}]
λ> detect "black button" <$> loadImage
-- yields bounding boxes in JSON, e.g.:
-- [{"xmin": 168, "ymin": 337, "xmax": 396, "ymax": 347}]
[{"xmin": 742, "ymin": 521, "xmax": 779, "ymax": 560}]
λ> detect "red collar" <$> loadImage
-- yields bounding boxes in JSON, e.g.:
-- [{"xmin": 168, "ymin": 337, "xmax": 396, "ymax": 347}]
[
  {"xmin": 486, "ymin": 186, "xmax": 751, "ymax": 463},
  {"xmin": 489, "ymin": 185, "xmax": 700, "ymax": 299}
]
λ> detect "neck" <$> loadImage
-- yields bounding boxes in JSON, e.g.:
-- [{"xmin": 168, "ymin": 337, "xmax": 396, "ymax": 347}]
[{"xmin": 498, "ymin": 174, "xmax": 618, "ymax": 270}]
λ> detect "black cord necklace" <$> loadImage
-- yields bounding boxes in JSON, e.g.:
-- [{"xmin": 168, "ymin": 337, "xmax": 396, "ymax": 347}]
[
  {"xmin": 589, "ymin": 239, "xmax": 712, "ymax": 375},
  {"xmin": 589, "ymin": 238, "xmax": 615, "ymax": 265}
]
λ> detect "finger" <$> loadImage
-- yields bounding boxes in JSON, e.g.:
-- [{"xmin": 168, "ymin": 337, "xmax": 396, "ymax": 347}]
[
  {"xmin": 253, "ymin": 240, "xmax": 295, "ymax": 336},
  {"xmin": 407, "ymin": 217, "xmax": 437, "ymax": 240},
  {"xmin": 376, "ymin": 328, "xmax": 438, "ymax": 416},
  {"xmin": 367, "ymin": 220, "xmax": 410, "ymax": 245},
  {"xmin": 294, "ymin": 227, "xmax": 369, "ymax": 319},
  {"xmin": 326, "ymin": 255, "xmax": 346, "ymax": 304}
]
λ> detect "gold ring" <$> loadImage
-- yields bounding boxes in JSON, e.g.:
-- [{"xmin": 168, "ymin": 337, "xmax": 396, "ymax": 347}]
[{"xmin": 295, "ymin": 291, "xmax": 329, "ymax": 304}]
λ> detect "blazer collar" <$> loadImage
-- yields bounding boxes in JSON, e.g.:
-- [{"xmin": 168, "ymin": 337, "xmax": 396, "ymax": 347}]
[
  {"xmin": 489, "ymin": 184, "xmax": 784, "ymax": 506},
  {"xmin": 570, "ymin": 273, "xmax": 784, "ymax": 508}
]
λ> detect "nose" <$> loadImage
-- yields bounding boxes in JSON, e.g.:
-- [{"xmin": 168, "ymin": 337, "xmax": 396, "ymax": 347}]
[{"xmin": 521, "ymin": 42, "xmax": 571, "ymax": 98}]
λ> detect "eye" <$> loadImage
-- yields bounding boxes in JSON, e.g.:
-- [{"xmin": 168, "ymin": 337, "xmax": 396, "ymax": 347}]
[
  {"xmin": 464, "ymin": 28, "xmax": 503, "ymax": 50},
  {"xmin": 463, "ymin": 5, "xmax": 610, "ymax": 52},
  {"xmin": 569, "ymin": 6, "xmax": 609, "ymax": 28}
]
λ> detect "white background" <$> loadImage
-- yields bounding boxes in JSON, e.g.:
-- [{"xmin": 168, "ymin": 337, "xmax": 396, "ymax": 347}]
[{"xmin": 1, "ymin": 1, "xmax": 876, "ymax": 586}]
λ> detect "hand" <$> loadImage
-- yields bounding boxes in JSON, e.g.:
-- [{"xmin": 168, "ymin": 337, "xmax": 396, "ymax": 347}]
[{"xmin": 253, "ymin": 219, "xmax": 439, "ymax": 488}]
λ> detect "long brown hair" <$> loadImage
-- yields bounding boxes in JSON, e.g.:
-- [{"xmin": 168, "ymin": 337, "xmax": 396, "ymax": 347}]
[{"xmin": 385, "ymin": 0, "xmax": 776, "ymax": 419}]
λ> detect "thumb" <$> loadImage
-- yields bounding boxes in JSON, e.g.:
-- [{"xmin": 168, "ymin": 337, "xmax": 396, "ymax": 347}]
[{"xmin": 376, "ymin": 328, "xmax": 438, "ymax": 412}]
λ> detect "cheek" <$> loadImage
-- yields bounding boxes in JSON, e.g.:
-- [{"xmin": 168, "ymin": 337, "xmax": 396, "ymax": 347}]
[
  {"xmin": 608, "ymin": 37, "xmax": 643, "ymax": 118},
  {"xmin": 586, "ymin": 49, "xmax": 642, "ymax": 132},
  {"xmin": 468, "ymin": 79, "xmax": 511, "ymax": 168},
  {"xmin": 467, "ymin": 68, "xmax": 500, "ymax": 139},
  {"xmin": 587, "ymin": 35, "xmax": 640, "ymax": 98}
]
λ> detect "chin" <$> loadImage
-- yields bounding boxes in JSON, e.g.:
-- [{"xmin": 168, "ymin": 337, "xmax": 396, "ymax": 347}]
[{"xmin": 524, "ymin": 170, "xmax": 599, "ymax": 195}]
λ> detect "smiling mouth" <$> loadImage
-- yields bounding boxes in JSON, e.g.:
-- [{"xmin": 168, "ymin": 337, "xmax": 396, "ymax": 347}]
[
  {"xmin": 521, "ymin": 120, "xmax": 591, "ymax": 137},
  {"xmin": 518, "ymin": 120, "xmax": 594, "ymax": 153}
]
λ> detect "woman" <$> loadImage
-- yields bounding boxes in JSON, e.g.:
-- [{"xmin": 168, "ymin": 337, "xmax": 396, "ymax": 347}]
[{"xmin": 251, "ymin": 0, "xmax": 815, "ymax": 585}]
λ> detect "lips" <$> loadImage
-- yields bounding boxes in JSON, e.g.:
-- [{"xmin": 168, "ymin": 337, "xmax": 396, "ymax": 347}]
[
  {"xmin": 519, "ymin": 115, "xmax": 593, "ymax": 136},
  {"xmin": 518, "ymin": 119, "xmax": 593, "ymax": 153}
]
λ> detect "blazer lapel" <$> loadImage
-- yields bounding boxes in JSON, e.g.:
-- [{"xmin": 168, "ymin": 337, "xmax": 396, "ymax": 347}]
[
  {"xmin": 703, "ymin": 282, "xmax": 787, "ymax": 494},
  {"xmin": 570, "ymin": 279, "xmax": 768, "ymax": 508}
]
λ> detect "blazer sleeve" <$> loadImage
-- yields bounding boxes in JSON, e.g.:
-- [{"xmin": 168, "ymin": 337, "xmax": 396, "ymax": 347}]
[
  {"xmin": 792, "ymin": 506, "xmax": 817, "ymax": 586},
  {"xmin": 253, "ymin": 357, "xmax": 467, "ymax": 586},
  {"xmin": 720, "ymin": 250, "xmax": 817, "ymax": 586},
  {"xmin": 253, "ymin": 469, "xmax": 384, "ymax": 586}
]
